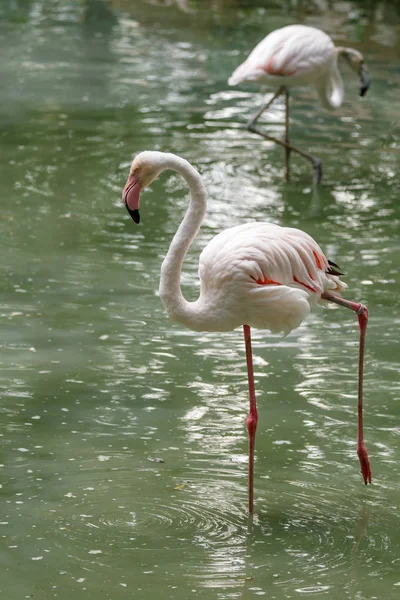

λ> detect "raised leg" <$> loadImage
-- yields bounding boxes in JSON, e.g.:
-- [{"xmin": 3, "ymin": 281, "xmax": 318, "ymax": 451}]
[
  {"xmin": 247, "ymin": 85, "xmax": 286, "ymax": 128},
  {"xmin": 243, "ymin": 324, "xmax": 258, "ymax": 514},
  {"xmin": 247, "ymin": 87, "xmax": 323, "ymax": 184},
  {"xmin": 322, "ymin": 293, "xmax": 371, "ymax": 484},
  {"xmin": 284, "ymin": 88, "xmax": 290, "ymax": 183}
]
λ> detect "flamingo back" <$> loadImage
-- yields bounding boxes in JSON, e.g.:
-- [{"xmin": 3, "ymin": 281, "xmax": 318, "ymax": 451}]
[{"xmin": 228, "ymin": 24, "xmax": 336, "ymax": 87}]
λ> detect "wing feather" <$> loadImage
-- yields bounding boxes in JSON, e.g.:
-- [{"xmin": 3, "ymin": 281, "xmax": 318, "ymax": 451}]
[
  {"xmin": 199, "ymin": 222, "xmax": 344, "ymax": 296},
  {"xmin": 197, "ymin": 222, "xmax": 346, "ymax": 334}
]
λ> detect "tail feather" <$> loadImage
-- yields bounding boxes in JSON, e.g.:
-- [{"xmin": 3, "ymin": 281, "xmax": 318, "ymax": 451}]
[
  {"xmin": 326, "ymin": 259, "xmax": 344, "ymax": 277},
  {"xmin": 228, "ymin": 60, "xmax": 258, "ymax": 86},
  {"xmin": 323, "ymin": 258, "xmax": 347, "ymax": 296},
  {"xmin": 228, "ymin": 64, "xmax": 246, "ymax": 86}
]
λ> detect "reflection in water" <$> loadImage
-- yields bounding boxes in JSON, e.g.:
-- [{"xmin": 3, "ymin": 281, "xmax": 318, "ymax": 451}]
[{"xmin": 352, "ymin": 504, "xmax": 370, "ymax": 570}]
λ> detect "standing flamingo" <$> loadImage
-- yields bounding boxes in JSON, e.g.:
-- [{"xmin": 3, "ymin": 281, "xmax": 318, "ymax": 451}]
[
  {"xmin": 228, "ymin": 24, "xmax": 371, "ymax": 183},
  {"xmin": 122, "ymin": 150, "xmax": 371, "ymax": 514}
]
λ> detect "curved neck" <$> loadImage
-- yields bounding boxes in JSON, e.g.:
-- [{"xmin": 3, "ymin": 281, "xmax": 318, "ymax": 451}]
[
  {"xmin": 158, "ymin": 156, "xmax": 207, "ymax": 327},
  {"xmin": 317, "ymin": 51, "xmax": 344, "ymax": 110}
]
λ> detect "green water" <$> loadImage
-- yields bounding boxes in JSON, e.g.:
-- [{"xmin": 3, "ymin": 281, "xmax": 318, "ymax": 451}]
[{"xmin": 1, "ymin": 1, "xmax": 400, "ymax": 598}]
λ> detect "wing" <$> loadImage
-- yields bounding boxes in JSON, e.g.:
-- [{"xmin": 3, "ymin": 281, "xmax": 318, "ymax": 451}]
[
  {"xmin": 228, "ymin": 25, "xmax": 335, "ymax": 85},
  {"xmin": 199, "ymin": 222, "xmax": 346, "ymax": 297},
  {"xmin": 198, "ymin": 222, "xmax": 346, "ymax": 335}
]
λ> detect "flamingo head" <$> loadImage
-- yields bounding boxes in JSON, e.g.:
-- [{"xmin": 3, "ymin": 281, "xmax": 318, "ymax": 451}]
[
  {"xmin": 122, "ymin": 151, "xmax": 166, "ymax": 224},
  {"xmin": 341, "ymin": 48, "xmax": 371, "ymax": 97}
]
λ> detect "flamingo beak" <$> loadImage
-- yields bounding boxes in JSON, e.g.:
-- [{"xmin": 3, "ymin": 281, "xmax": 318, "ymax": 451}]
[
  {"xmin": 359, "ymin": 63, "xmax": 371, "ymax": 97},
  {"xmin": 122, "ymin": 174, "xmax": 141, "ymax": 224}
]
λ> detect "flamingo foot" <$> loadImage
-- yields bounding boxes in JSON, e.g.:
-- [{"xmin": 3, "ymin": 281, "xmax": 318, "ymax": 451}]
[
  {"xmin": 312, "ymin": 157, "xmax": 323, "ymax": 184},
  {"xmin": 357, "ymin": 441, "xmax": 372, "ymax": 485}
]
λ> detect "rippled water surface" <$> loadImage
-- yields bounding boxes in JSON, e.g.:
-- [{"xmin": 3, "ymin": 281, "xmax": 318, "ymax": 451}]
[{"xmin": 1, "ymin": 1, "xmax": 400, "ymax": 598}]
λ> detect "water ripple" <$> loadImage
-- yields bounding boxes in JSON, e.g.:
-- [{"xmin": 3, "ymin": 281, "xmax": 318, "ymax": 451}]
[{"xmin": 55, "ymin": 484, "xmax": 247, "ymax": 551}]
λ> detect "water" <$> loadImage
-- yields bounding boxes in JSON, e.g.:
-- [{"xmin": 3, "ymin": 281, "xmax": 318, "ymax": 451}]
[{"xmin": 1, "ymin": 1, "xmax": 400, "ymax": 598}]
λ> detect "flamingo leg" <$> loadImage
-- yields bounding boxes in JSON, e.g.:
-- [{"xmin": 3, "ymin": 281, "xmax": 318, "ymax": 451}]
[
  {"xmin": 284, "ymin": 88, "xmax": 290, "ymax": 183},
  {"xmin": 243, "ymin": 324, "xmax": 258, "ymax": 514},
  {"xmin": 247, "ymin": 86, "xmax": 323, "ymax": 184},
  {"xmin": 322, "ymin": 293, "xmax": 372, "ymax": 484}
]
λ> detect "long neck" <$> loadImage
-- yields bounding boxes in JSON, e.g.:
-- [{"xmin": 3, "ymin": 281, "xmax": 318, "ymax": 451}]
[
  {"xmin": 158, "ymin": 156, "xmax": 207, "ymax": 327},
  {"xmin": 317, "ymin": 50, "xmax": 344, "ymax": 110}
]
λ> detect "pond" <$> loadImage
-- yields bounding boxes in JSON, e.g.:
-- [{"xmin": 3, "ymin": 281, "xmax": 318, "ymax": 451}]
[{"xmin": 0, "ymin": 1, "xmax": 399, "ymax": 598}]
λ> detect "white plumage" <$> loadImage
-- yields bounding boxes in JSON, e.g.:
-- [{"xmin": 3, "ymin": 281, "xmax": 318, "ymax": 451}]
[
  {"xmin": 229, "ymin": 25, "xmax": 337, "ymax": 97},
  {"xmin": 122, "ymin": 150, "xmax": 345, "ymax": 334},
  {"xmin": 197, "ymin": 222, "xmax": 346, "ymax": 334},
  {"xmin": 122, "ymin": 151, "xmax": 371, "ymax": 514},
  {"xmin": 228, "ymin": 24, "xmax": 371, "ymax": 181}
]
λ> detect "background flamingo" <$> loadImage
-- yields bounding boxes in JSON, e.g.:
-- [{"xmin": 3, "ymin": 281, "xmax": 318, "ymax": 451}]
[
  {"xmin": 228, "ymin": 24, "xmax": 371, "ymax": 183},
  {"xmin": 122, "ymin": 150, "xmax": 371, "ymax": 514}
]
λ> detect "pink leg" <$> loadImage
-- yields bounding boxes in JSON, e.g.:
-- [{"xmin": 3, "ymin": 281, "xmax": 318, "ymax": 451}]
[
  {"xmin": 322, "ymin": 293, "xmax": 372, "ymax": 484},
  {"xmin": 243, "ymin": 324, "xmax": 258, "ymax": 514},
  {"xmin": 356, "ymin": 307, "xmax": 371, "ymax": 484}
]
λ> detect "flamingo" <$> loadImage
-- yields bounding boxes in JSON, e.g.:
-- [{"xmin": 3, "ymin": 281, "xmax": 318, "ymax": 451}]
[
  {"xmin": 228, "ymin": 24, "xmax": 371, "ymax": 183},
  {"xmin": 122, "ymin": 150, "xmax": 371, "ymax": 514}
]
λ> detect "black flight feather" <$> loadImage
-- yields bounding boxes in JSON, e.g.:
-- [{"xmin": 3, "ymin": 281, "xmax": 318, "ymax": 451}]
[{"xmin": 326, "ymin": 259, "xmax": 344, "ymax": 277}]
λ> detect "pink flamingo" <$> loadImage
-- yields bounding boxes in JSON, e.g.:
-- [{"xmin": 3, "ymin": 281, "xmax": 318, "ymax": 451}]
[
  {"xmin": 122, "ymin": 151, "xmax": 371, "ymax": 514},
  {"xmin": 228, "ymin": 24, "xmax": 371, "ymax": 182}
]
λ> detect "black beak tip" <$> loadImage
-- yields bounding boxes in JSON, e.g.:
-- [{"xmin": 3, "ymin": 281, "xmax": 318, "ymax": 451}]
[
  {"xmin": 359, "ymin": 74, "xmax": 371, "ymax": 97},
  {"xmin": 126, "ymin": 206, "xmax": 140, "ymax": 224}
]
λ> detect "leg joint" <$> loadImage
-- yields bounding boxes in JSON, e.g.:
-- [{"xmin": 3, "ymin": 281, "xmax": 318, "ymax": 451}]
[
  {"xmin": 246, "ymin": 412, "xmax": 258, "ymax": 436},
  {"xmin": 356, "ymin": 303, "xmax": 366, "ymax": 316}
]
